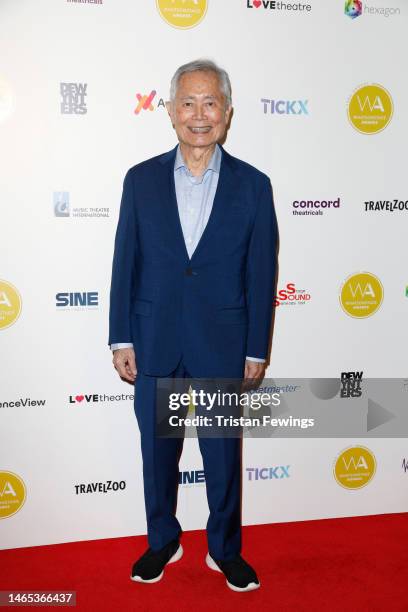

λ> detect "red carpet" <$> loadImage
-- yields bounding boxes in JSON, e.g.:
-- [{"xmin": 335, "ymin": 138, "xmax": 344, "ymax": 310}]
[{"xmin": 1, "ymin": 514, "xmax": 408, "ymax": 611}]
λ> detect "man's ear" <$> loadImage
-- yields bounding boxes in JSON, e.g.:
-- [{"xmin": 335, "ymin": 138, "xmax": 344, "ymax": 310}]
[{"xmin": 166, "ymin": 101, "xmax": 175, "ymax": 129}]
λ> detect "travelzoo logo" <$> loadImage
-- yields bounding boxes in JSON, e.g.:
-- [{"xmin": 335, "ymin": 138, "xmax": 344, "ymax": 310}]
[{"xmin": 340, "ymin": 272, "xmax": 383, "ymax": 318}]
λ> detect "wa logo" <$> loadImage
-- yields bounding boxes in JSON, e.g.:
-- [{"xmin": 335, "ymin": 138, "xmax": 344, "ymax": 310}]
[
  {"xmin": 348, "ymin": 84, "xmax": 393, "ymax": 134},
  {"xmin": 334, "ymin": 446, "xmax": 376, "ymax": 489},
  {"xmin": 0, "ymin": 471, "xmax": 27, "ymax": 519},
  {"xmin": 0, "ymin": 280, "xmax": 22, "ymax": 330},
  {"xmin": 340, "ymin": 272, "xmax": 383, "ymax": 318}
]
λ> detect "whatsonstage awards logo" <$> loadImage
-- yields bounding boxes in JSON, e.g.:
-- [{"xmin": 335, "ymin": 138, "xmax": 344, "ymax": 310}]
[
  {"xmin": 274, "ymin": 283, "xmax": 311, "ymax": 307},
  {"xmin": 0, "ymin": 280, "xmax": 22, "ymax": 330},
  {"xmin": 53, "ymin": 192, "xmax": 110, "ymax": 218},
  {"xmin": 339, "ymin": 272, "xmax": 383, "ymax": 318},
  {"xmin": 60, "ymin": 82, "xmax": 87, "ymax": 115},
  {"xmin": 348, "ymin": 84, "xmax": 393, "ymax": 134},
  {"xmin": 247, "ymin": 1, "xmax": 312, "ymax": 13},
  {"xmin": 334, "ymin": 446, "xmax": 376, "ymax": 489},
  {"xmin": 156, "ymin": 0, "xmax": 207, "ymax": 29},
  {"xmin": 0, "ymin": 471, "xmax": 27, "ymax": 519}
]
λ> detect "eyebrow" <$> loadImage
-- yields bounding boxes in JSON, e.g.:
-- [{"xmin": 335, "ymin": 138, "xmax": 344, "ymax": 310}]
[{"xmin": 179, "ymin": 95, "xmax": 217, "ymax": 100}]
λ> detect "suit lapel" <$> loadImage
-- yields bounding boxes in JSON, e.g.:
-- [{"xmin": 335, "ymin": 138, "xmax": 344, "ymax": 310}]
[
  {"xmin": 157, "ymin": 146, "xmax": 190, "ymax": 263},
  {"xmin": 156, "ymin": 145, "xmax": 239, "ymax": 264},
  {"xmin": 190, "ymin": 148, "xmax": 238, "ymax": 263}
]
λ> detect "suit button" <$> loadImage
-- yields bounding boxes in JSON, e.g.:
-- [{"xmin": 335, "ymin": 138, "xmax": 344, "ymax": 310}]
[{"xmin": 185, "ymin": 267, "xmax": 193, "ymax": 276}]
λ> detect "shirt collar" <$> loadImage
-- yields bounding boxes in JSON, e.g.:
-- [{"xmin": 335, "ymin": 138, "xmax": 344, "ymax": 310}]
[{"xmin": 174, "ymin": 144, "xmax": 221, "ymax": 176}]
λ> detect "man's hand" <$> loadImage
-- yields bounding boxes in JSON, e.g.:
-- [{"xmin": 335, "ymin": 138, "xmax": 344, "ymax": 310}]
[
  {"xmin": 243, "ymin": 359, "xmax": 265, "ymax": 390},
  {"xmin": 113, "ymin": 347, "xmax": 137, "ymax": 383}
]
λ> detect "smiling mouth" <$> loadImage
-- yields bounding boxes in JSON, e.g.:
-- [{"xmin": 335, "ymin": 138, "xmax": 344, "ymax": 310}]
[{"xmin": 188, "ymin": 126, "xmax": 212, "ymax": 133}]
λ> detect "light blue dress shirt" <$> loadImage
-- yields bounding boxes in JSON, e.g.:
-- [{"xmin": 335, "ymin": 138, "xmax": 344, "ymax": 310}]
[{"xmin": 111, "ymin": 144, "xmax": 264, "ymax": 363}]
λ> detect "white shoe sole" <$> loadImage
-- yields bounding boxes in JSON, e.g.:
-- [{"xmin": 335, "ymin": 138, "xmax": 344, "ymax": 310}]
[
  {"xmin": 131, "ymin": 543, "xmax": 183, "ymax": 583},
  {"xmin": 206, "ymin": 553, "xmax": 260, "ymax": 592}
]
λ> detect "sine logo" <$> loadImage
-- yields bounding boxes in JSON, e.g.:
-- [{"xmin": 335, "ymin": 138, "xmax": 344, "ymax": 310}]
[{"xmin": 56, "ymin": 292, "xmax": 99, "ymax": 309}]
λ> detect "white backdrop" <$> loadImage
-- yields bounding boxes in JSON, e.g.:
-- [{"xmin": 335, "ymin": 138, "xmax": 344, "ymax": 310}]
[{"xmin": 1, "ymin": 0, "xmax": 407, "ymax": 550}]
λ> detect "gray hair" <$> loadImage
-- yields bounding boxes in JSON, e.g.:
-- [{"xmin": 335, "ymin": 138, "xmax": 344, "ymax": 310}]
[{"xmin": 169, "ymin": 59, "xmax": 232, "ymax": 107}]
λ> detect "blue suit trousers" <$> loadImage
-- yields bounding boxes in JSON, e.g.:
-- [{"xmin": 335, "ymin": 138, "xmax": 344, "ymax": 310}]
[{"xmin": 134, "ymin": 358, "xmax": 242, "ymax": 561}]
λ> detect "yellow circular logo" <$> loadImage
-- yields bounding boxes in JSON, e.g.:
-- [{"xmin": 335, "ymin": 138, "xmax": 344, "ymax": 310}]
[
  {"xmin": 334, "ymin": 446, "xmax": 376, "ymax": 489},
  {"xmin": 348, "ymin": 84, "xmax": 393, "ymax": 134},
  {"xmin": 0, "ymin": 280, "xmax": 22, "ymax": 330},
  {"xmin": 0, "ymin": 471, "xmax": 27, "ymax": 519},
  {"xmin": 156, "ymin": 0, "xmax": 207, "ymax": 29},
  {"xmin": 0, "ymin": 78, "xmax": 14, "ymax": 123},
  {"xmin": 340, "ymin": 272, "xmax": 383, "ymax": 318}
]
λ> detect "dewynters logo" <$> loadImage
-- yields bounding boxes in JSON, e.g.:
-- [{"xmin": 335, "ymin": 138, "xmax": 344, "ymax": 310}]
[
  {"xmin": 340, "ymin": 272, "xmax": 383, "ymax": 318},
  {"xmin": 156, "ymin": 0, "xmax": 207, "ymax": 29},
  {"xmin": 348, "ymin": 84, "xmax": 393, "ymax": 134},
  {"xmin": 60, "ymin": 82, "xmax": 87, "ymax": 115}
]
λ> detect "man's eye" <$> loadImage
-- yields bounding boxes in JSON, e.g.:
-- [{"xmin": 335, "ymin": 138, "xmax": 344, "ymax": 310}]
[{"xmin": 184, "ymin": 102, "xmax": 192, "ymax": 107}]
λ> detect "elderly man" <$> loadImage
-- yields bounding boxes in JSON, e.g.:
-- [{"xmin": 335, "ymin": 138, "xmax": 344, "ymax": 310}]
[{"xmin": 109, "ymin": 59, "xmax": 277, "ymax": 592}]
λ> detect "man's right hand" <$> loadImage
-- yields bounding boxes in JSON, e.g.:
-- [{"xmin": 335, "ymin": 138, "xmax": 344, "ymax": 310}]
[{"xmin": 113, "ymin": 347, "xmax": 137, "ymax": 383}]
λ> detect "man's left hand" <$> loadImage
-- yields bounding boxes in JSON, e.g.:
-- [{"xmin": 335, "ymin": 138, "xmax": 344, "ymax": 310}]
[{"xmin": 244, "ymin": 360, "xmax": 265, "ymax": 386}]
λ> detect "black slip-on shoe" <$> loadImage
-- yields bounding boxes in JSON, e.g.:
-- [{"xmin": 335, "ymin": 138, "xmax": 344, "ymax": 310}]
[
  {"xmin": 206, "ymin": 552, "xmax": 260, "ymax": 592},
  {"xmin": 131, "ymin": 539, "xmax": 183, "ymax": 583}
]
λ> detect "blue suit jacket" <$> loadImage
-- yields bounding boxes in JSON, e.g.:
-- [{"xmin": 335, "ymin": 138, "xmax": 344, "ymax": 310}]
[{"xmin": 109, "ymin": 145, "xmax": 278, "ymax": 378}]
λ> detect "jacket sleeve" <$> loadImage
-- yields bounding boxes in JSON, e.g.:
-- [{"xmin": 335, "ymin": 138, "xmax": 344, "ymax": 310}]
[
  {"xmin": 108, "ymin": 169, "xmax": 138, "ymax": 345},
  {"xmin": 245, "ymin": 176, "xmax": 278, "ymax": 360}
]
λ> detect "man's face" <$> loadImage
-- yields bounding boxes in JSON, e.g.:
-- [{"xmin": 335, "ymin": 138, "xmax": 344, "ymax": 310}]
[{"xmin": 166, "ymin": 70, "xmax": 231, "ymax": 149}]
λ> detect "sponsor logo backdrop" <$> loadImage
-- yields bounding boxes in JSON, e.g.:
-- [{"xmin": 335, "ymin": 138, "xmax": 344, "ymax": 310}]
[{"xmin": 0, "ymin": 0, "xmax": 407, "ymax": 549}]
